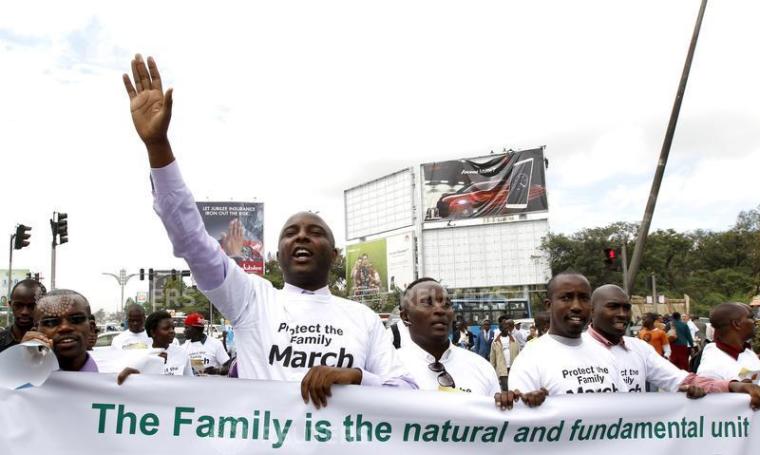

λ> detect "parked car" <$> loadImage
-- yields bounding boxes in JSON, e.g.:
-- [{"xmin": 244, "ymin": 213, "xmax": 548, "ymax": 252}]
[{"xmin": 94, "ymin": 331, "xmax": 122, "ymax": 349}]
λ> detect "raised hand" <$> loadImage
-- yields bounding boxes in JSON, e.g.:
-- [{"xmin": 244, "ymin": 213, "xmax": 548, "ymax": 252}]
[
  {"xmin": 122, "ymin": 54, "xmax": 175, "ymax": 167},
  {"xmin": 221, "ymin": 219, "xmax": 245, "ymax": 257}
]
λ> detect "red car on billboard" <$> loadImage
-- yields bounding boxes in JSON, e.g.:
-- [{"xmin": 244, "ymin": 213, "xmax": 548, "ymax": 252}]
[{"xmin": 436, "ymin": 180, "xmax": 546, "ymax": 219}]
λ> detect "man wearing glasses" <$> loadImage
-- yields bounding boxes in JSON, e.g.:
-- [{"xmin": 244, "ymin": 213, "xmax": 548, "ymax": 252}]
[
  {"xmin": 397, "ymin": 278, "xmax": 536, "ymax": 410},
  {"xmin": 0, "ymin": 279, "xmax": 46, "ymax": 354},
  {"xmin": 21, "ymin": 289, "xmax": 98, "ymax": 372}
]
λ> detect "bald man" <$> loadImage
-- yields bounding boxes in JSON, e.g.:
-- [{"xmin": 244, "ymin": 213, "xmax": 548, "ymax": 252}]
[
  {"xmin": 698, "ymin": 302, "xmax": 760, "ymax": 383},
  {"xmin": 586, "ymin": 285, "xmax": 760, "ymax": 408},
  {"xmin": 122, "ymin": 54, "xmax": 415, "ymax": 408}
]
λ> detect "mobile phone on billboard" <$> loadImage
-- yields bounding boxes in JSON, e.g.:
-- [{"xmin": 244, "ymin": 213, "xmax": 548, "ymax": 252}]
[{"xmin": 505, "ymin": 158, "xmax": 534, "ymax": 209}]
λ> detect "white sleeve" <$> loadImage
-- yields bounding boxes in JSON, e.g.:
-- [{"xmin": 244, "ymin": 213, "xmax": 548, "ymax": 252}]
[
  {"xmin": 508, "ymin": 347, "xmax": 542, "ymax": 393},
  {"xmin": 663, "ymin": 343, "xmax": 671, "ymax": 358},
  {"xmin": 360, "ymin": 316, "xmax": 416, "ymax": 388},
  {"xmin": 215, "ymin": 338, "xmax": 231, "ymax": 365},
  {"xmin": 203, "ymin": 257, "xmax": 269, "ymax": 329},
  {"xmin": 642, "ymin": 342, "xmax": 688, "ymax": 392}
]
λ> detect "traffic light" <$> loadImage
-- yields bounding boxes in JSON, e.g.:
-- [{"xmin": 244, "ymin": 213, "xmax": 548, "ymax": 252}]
[
  {"xmin": 140, "ymin": 268, "xmax": 145, "ymax": 281},
  {"xmin": 604, "ymin": 248, "xmax": 617, "ymax": 269},
  {"xmin": 56, "ymin": 213, "xmax": 68, "ymax": 244},
  {"xmin": 14, "ymin": 224, "xmax": 31, "ymax": 250},
  {"xmin": 148, "ymin": 268, "xmax": 154, "ymax": 281},
  {"xmin": 50, "ymin": 212, "xmax": 68, "ymax": 246},
  {"xmin": 171, "ymin": 269, "xmax": 177, "ymax": 280}
]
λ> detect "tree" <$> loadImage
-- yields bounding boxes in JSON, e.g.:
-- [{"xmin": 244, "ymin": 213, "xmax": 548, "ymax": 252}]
[{"xmin": 540, "ymin": 208, "xmax": 760, "ymax": 316}]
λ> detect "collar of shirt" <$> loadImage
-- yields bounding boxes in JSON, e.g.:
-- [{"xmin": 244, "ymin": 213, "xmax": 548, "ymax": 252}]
[
  {"xmin": 407, "ymin": 338, "xmax": 455, "ymax": 364},
  {"xmin": 715, "ymin": 340, "xmax": 751, "ymax": 360},
  {"xmin": 79, "ymin": 353, "xmax": 99, "ymax": 372},
  {"xmin": 587, "ymin": 324, "xmax": 627, "ymax": 350},
  {"xmin": 283, "ymin": 283, "xmax": 331, "ymax": 295}
]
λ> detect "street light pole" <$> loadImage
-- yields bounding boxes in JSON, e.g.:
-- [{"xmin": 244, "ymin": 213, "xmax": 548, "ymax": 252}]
[
  {"xmin": 102, "ymin": 269, "xmax": 139, "ymax": 315},
  {"xmin": 6, "ymin": 234, "xmax": 14, "ymax": 326}
]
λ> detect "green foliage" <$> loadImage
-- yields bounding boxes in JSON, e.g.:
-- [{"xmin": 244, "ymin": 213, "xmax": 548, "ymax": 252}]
[{"xmin": 541, "ymin": 205, "xmax": 760, "ymax": 316}]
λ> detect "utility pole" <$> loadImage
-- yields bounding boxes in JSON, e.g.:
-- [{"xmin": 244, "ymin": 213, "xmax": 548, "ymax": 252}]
[
  {"xmin": 626, "ymin": 0, "xmax": 709, "ymax": 292},
  {"xmin": 6, "ymin": 234, "xmax": 14, "ymax": 327},
  {"xmin": 102, "ymin": 269, "xmax": 139, "ymax": 315},
  {"xmin": 651, "ymin": 273, "xmax": 658, "ymax": 316},
  {"xmin": 8, "ymin": 225, "xmax": 32, "ymax": 325},
  {"xmin": 50, "ymin": 212, "xmax": 68, "ymax": 290},
  {"xmin": 621, "ymin": 243, "xmax": 629, "ymax": 296}
]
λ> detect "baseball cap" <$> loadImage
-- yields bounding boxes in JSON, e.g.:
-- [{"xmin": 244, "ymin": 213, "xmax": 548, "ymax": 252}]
[{"xmin": 184, "ymin": 313, "xmax": 206, "ymax": 328}]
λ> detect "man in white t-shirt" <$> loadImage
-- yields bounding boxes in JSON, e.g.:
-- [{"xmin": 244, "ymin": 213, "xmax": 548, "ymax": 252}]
[
  {"xmin": 698, "ymin": 302, "xmax": 760, "ymax": 384},
  {"xmin": 182, "ymin": 313, "xmax": 230, "ymax": 375},
  {"xmin": 585, "ymin": 285, "xmax": 760, "ymax": 408},
  {"xmin": 111, "ymin": 304, "xmax": 152, "ymax": 350},
  {"xmin": 122, "ymin": 54, "xmax": 415, "ymax": 408},
  {"xmin": 509, "ymin": 273, "xmax": 626, "ymax": 397}
]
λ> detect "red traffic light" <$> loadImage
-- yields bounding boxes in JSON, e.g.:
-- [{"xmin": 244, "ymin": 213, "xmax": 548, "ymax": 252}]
[{"xmin": 603, "ymin": 248, "xmax": 617, "ymax": 264}]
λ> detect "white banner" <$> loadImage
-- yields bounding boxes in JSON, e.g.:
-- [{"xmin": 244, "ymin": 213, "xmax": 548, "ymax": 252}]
[{"xmin": 1, "ymin": 372, "xmax": 759, "ymax": 454}]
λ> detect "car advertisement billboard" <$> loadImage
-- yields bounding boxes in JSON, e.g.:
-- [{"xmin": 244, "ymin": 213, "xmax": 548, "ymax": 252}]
[
  {"xmin": 421, "ymin": 148, "xmax": 548, "ymax": 221},
  {"xmin": 197, "ymin": 202, "xmax": 264, "ymax": 276},
  {"xmin": 346, "ymin": 232, "xmax": 416, "ymax": 299}
]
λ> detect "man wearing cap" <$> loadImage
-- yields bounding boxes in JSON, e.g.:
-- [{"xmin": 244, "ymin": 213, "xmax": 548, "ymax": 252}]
[
  {"xmin": 122, "ymin": 54, "xmax": 414, "ymax": 408},
  {"xmin": 182, "ymin": 312, "xmax": 229, "ymax": 375}
]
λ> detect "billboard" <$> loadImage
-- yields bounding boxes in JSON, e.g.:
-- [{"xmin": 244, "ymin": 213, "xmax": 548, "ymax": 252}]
[
  {"xmin": 197, "ymin": 202, "xmax": 264, "ymax": 276},
  {"xmin": 346, "ymin": 232, "xmax": 415, "ymax": 298},
  {"xmin": 421, "ymin": 148, "xmax": 548, "ymax": 221},
  {"xmin": 422, "ymin": 220, "xmax": 550, "ymax": 288},
  {"xmin": 344, "ymin": 168, "xmax": 414, "ymax": 241}
]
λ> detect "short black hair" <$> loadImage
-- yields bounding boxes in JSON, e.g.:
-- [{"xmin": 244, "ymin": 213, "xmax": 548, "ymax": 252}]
[
  {"xmin": 400, "ymin": 277, "xmax": 440, "ymax": 310},
  {"xmin": 546, "ymin": 271, "xmax": 588, "ymax": 299},
  {"xmin": 126, "ymin": 304, "xmax": 145, "ymax": 315},
  {"xmin": 10, "ymin": 278, "xmax": 47, "ymax": 300},
  {"xmin": 672, "ymin": 312, "xmax": 681, "ymax": 320},
  {"xmin": 145, "ymin": 310, "xmax": 172, "ymax": 338}
]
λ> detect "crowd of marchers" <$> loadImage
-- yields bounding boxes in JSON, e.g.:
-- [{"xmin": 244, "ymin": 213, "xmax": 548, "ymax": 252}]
[{"xmin": 2, "ymin": 53, "xmax": 760, "ymax": 414}]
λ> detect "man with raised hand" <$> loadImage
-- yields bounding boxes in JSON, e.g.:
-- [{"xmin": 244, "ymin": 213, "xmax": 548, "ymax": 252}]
[
  {"xmin": 122, "ymin": 54, "xmax": 415, "ymax": 408},
  {"xmin": 585, "ymin": 285, "xmax": 760, "ymax": 409},
  {"xmin": 698, "ymin": 302, "xmax": 760, "ymax": 384},
  {"xmin": 509, "ymin": 272, "xmax": 625, "ymax": 397}
]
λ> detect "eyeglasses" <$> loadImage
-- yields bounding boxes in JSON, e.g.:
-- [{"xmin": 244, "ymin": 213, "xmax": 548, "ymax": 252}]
[
  {"xmin": 428, "ymin": 361, "xmax": 455, "ymax": 388},
  {"xmin": 39, "ymin": 314, "xmax": 89, "ymax": 328}
]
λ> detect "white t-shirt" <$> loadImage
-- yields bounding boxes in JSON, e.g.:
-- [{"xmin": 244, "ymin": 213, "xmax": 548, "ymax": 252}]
[
  {"xmin": 110, "ymin": 330, "xmax": 152, "ymax": 350},
  {"xmin": 697, "ymin": 342, "xmax": 760, "ymax": 383},
  {"xmin": 583, "ymin": 333, "xmax": 687, "ymax": 393},
  {"xmin": 203, "ymin": 258, "xmax": 411, "ymax": 384},
  {"xmin": 162, "ymin": 344, "xmax": 194, "ymax": 376},
  {"xmin": 500, "ymin": 336, "xmax": 515, "ymax": 368},
  {"xmin": 509, "ymin": 334, "xmax": 627, "ymax": 395},
  {"xmin": 398, "ymin": 341, "xmax": 500, "ymax": 396},
  {"xmin": 183, "ymin": 335, "xmax": 230, "ymax": 372},
  {"xmin": 687, "ymin": 320, "xmax": 700, "ymax": 340}
]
